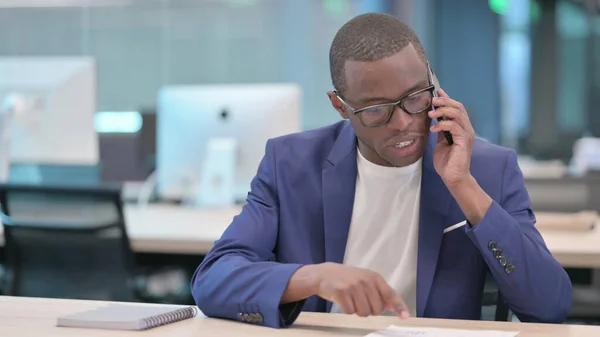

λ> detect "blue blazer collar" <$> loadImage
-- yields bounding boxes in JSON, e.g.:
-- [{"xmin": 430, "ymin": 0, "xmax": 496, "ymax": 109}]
[
  {"xmin": 326, "ymin": 121, "xmax": 357, "ymax": 166},
  {"xmin": 417, "ymin": 131, "xmax": 452, "ymax": 316}
]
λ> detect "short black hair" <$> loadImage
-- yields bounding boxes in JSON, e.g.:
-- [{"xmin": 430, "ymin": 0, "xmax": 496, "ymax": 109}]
[{"xmin": 329, "ymin": 13, "xmax": 427, "ymax": 95}]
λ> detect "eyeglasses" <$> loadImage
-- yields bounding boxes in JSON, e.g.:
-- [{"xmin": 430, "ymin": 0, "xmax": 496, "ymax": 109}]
[{"xmin": 333, "ymin": 65, "xmax": 435, "ymax": 128}]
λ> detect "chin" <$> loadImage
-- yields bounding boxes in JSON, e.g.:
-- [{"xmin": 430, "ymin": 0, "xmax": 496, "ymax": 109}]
[
  {"xmin": 380, "ymin": 139, "xmax": 426, "ymax": 167},
  {"xmin": 388, "ymin": 155, "xmax": 423, "ymax": 168}
]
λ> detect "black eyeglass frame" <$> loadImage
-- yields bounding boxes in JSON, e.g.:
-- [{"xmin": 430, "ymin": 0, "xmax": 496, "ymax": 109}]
[{"xmin": 333, "ymin": 62, "xmax": 436, "ymax": 128}]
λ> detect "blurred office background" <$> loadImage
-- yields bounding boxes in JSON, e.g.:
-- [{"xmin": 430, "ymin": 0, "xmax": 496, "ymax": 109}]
[
  {"xmin": 0, "ymin": 0, "xmax": 598, "ymax": 160},
  {"xmin": 0, "ymin": 0, "xmax": 600, "ymax": 325}
]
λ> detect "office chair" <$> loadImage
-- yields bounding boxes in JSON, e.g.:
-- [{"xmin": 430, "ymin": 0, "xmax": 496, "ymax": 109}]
[
  {"xmin": 525, "ymin": 176, "xmax": 600, "ymax": 322},
  {"xmin": 0, "ymin": 254, "xmax": 4, "ymax": 295},
  {"xmin": 482, "ymin": 272, "xmax": 512, "ymax": 322},
  {"xmin": 0, "ymin": 183, "xmax": 141, "ymax": 301},
  {"xmin": 138, "ymin": 109, "xmax": 157, "ymax": 177},
  {"xmin": 568, "ymin": 270, "xmax": 600, "ymax": 322}
]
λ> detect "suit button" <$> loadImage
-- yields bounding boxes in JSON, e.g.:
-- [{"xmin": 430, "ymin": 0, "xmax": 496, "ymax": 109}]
[
  {"xmin": 243, "ymin": 313, "xmax": 250, "ymax": 322},
  {"xmin": 492, "ymin": 248, "xmax": 503, "ymax": 259},
  {"xmin": 488, "ymin": 241, "xmax": 498, "ymax": 250},
  {"xmin": 505, "ymin": 264, "xmax": 515, "ymax": 274},
  {"xmin": 237, "ymin": 313, "xmax": 245, "ymax": 321},
  {"xmin": 256, "ymin": 313, "xmax": 264, "ymax": 324},
  {"xmin": 498, "ymin": 256, "xmax": 508, "ymax": 266},
  {"xmin": 249, "ymin": 313, "xmax": 258, "ymax": 323}
]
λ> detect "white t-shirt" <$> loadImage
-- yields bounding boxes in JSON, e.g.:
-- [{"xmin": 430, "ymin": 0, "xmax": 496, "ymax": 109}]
[{"xmin": 330, "ymin": 148, "xmax": 421, "ymax": 316}]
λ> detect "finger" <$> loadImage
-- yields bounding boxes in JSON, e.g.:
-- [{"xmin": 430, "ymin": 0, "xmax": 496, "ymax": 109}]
[
  {"xmin": 365, "ymin": 281, "xmax": 386, "ymax": 315},
  {"xmin": 437, "ymin": 88, "xmax": 450, "ymax": 98},
  {"xmin": 431, "ymin": 88, "xmax": 466, "ymax": 115},
  {"xmin": 429, "ymin": 107, "xmax": 472, "ymax": 134},
  {"xmin": 336, "ymin": 293, "xmax": 356, "ymax": 315},
  {"xmin": 352, "ymin": 286, "xmax": 372, "ymax": 317},
  {"xmin": 428, "ymin": 107, "xmax": 462, "ymax": 121},
  {"xmin": 430, "ymin": 120, "xmax": 466, "ymax": 138},
  {"xmin": 429, "ymin": 119, "xmax": 449, "ymax": 145},
  {"xmin": 376, "ymin": 277, "xmax": 409, "ymax": 319},
  {"xmin": 431, "ymin": 94, "xmax": 474, "ymax": 135},
  {"xmin": 385, "ymin": 292, "xmax": 410, "ymax": 319},
  {"xmin": 431, "ymin": 97, "xmax": 466, "ymax": 114}
]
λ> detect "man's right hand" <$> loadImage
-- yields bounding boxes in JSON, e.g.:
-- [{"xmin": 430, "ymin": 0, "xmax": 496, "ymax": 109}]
[
  {"xmin": 281, "ymin": 262, "xmax": 409, "ymax": 319},
  {"xmin": 314, "ymin": 263, "xmax": 409, "ymax": 318}
]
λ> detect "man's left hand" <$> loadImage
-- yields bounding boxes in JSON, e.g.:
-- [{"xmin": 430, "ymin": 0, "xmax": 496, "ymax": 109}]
[{"xmin": 428, "ymin": 88, "xmax": 475, "ymax": 188}]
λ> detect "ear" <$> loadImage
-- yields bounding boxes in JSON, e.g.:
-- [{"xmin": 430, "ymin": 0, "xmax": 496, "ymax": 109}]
[{"xmin": 327, "ymin": 91, "xmax": 349, "ymax": 119}]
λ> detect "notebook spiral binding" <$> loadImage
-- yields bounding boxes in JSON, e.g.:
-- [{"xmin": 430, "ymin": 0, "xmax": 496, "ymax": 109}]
[{"xmin": 140, "ymin": 307, "xmax": 198, "ymax": 330}]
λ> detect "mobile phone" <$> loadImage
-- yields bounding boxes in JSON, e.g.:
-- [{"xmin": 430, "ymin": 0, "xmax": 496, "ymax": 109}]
[{"xmin": 428, "ymin": 64, "xmax": 454, "ymax": 145}]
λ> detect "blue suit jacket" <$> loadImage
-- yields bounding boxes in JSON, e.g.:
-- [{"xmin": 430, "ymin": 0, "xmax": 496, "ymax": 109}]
[{"xmin": 191, "ymin": 120, "xmax": 572, "ymax": 328}]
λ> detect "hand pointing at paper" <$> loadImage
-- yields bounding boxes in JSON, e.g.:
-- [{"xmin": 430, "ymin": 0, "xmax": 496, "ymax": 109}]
[{"xmin": 281, "ymin": 263, "xmax": 410, "ymax": 319}]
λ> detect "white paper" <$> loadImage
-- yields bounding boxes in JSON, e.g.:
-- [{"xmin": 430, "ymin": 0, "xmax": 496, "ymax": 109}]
[{"xmin": 365, "ymin": 325, "xmax": 519, "ymax": 337}]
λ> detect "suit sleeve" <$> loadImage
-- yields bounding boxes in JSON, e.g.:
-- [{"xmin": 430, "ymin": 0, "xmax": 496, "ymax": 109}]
[
  {"xmin": 190, "ymin": 139, "xmax": 305, "ymax": 328},
  {"xmin": 465, "ymin": 150, "xmax": 572, "ymax": 323}
]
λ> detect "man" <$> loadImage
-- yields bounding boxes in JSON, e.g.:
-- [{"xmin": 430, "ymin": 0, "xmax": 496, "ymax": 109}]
[{"xmin": 191, "ymin": 13, "xmax": 572, "ymax": 328}]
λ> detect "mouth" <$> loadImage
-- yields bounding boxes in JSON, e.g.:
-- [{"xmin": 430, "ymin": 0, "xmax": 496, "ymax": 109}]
[
  {"xmin": 385, "ymin": 137, "xmax": 421, "ymax": 159},
  {"xmin": 394, "ymin": 139, "xmax": 415, "ymax": 148}
]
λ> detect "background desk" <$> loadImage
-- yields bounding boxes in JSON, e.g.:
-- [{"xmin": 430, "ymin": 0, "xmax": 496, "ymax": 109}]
[
  {"xmin": 538, "ymin": 226, "xmax": 600, "ymax": 268},
  {"xmin": 122, "ymin": 205, "xmax": 242, "ymax": 254},
  {"xmin": 0, "ymin": 204, "xmax": 242, "ymax": 255},
  {"xmin": 0, "ymin": 205, "xmax": 599, "ymax": 267},
  {"xmin": 1, "ymin": 296, "xmax": 599, "ymax": 337}
]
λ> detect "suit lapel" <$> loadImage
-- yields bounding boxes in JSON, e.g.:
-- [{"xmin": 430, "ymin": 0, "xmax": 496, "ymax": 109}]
[
  {"xmin": 322, "ymin": 122, "xmax": 357, "ymax": 312},
  {"xmin": 416, "ymin": 132, "xmax": 451, "ymax": 317}
]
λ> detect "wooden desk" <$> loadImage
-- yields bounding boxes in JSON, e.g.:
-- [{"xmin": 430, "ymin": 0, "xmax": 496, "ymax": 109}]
[
  {"xmin": 0, "ymin": 204, "xmax": 242, "ymax": 255},
  {"xmin": 534, "ymin": 212, "xmax": 600, "ymax": 268},
  {"xmin": 1, "ymin": 205, "xmax": 599, "ymax": 267},
  {"xmin": 1, "ymin": 296, "xmax": 599, "ymax": 337},
  {"xmin": 122, "ymin": 204, "xmax": 242, "ymax": 254},
  {"xmin": 538, "ymin": 226, "xmax": 600, "ymax": 268}
]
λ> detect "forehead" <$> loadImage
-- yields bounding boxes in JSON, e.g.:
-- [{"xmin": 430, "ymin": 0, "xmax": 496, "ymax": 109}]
[{"xmin": 343, "ymin": 44, "xmax": 427, "ymax": 103}]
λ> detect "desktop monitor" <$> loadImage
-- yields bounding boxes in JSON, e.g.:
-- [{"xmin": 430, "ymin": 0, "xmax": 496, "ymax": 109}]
[
  {"xmin": 156, "ymin": 83, "xmax": 302, "ymax": 204},
  {"xmin": 0, "ymin": 57, "xmax": 99, "ymax": 184}
]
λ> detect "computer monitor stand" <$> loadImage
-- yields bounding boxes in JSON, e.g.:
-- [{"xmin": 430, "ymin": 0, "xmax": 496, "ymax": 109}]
[
  {"xmin": 0, "ymin": 112, "xmax": 43, "ymax": 184},
  {"xmin": 192, "ymin": 137, "xmax": 238, "ymax": 208},
  {"xmin": 0, "ymin": 95, "xmax": 44, "ymax": 184},
  {"xmin": 0, "ymin": 104, "xmax": 12, "ymax": 182}
]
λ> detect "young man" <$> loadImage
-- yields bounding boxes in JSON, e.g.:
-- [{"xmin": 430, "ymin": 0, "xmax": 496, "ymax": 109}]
[{"xmin": 191, "ymin": 13, "xmax": 572, "ymax": 328}]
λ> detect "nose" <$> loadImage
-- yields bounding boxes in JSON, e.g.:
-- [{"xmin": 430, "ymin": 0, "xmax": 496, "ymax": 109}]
[{"xmin": 386, "ymin": 105, "xmax": 413, "ymax": 131}]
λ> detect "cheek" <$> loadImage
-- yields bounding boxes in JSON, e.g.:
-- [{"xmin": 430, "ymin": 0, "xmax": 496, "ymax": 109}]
[
  {"xmin": 426, "ymin": 115, "xmax": 432, "ymax": 128},
  {"xmin": 351, "ymin": 121, "xmax": 382, "ymax": 148},
  {"xmin": 348, "ymin": 116, "xmax": 369, "ymax": 139},
  {"xmin": 414, "ymin": 114, "xmax": 432, "ymax": 132}
]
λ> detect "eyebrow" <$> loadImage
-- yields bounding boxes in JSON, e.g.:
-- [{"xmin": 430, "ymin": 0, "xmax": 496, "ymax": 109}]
[{"xmin": 356, "ymin": 79, "xmax": 429, "ymax": 106}]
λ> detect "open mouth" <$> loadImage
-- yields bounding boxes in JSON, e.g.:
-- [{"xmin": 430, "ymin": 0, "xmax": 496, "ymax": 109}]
[{"xmin": 394, "ymin": 139, "xmax": 414, "ymax": 148}]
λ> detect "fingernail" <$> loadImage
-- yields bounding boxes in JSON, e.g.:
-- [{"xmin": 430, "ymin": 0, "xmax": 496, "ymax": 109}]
[{"xmin": 400, "ymin": 310, "xmax": 410, "ymax": 319}]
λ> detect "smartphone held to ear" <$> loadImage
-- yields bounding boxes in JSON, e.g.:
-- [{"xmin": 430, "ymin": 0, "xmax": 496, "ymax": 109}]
[{"xmin": 428, "ymin": 64, "xmax": 454, "ymax": 145}]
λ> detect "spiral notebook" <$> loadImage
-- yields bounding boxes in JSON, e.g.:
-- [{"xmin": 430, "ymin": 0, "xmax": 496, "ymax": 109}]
[{"xmin": 56, "ymin": 304, "xmax": 198, "ymax": 330}]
